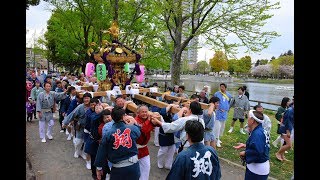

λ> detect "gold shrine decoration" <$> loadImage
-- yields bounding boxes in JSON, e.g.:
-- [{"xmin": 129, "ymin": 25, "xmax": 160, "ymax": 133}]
[{"xmin": 101, "ymin": 21, "xmax": 120, "ymax": 40}]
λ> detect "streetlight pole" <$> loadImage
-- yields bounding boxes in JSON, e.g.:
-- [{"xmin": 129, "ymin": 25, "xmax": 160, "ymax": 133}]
[{"xmin": 33, "ymin": 48, "xmax": 36, "ymax": 69}]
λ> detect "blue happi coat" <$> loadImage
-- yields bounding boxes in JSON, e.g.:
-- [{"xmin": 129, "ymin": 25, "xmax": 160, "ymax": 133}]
[
  {"xmin": 213, "ymin": 91, "xmax": 232, "ymax": 121},
  {"xmin": 84, "ymin": 109, "xmax": 102, "ymax": 155},
  {"xmin": 245, "ymin": 124, "xmax": 270, "ymax": 164},
  {"xmin": 62, "ymin": 104, "xmax": 90, "ymax": 139},
  {"xmin": 166, "ymin": 143, "xmax": 221, "ymax": 180},
  {"xmin": 94, "ymin": 121, "xmax": 141, "ymax": 167},
  {"xmin": 203, "ymin": 109, "xmax": 216, "ymax": 142},
  {"xmin": 279, "ymin": 106, "xmax": 294, "ymax": 134}
]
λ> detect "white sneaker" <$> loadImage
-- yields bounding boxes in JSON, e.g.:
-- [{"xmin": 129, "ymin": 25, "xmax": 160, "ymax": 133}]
[
  {"xmin": 105, "ymin": 173, "xmax": 110, "ymax": 180},
  {"xmin": 60, "ymin": 130, "xmax": 64, "ymax": 133},
  {"xmin": 74, "ymin": 151, "xmax": 79, "ymax": 158},
  {"xmin": 285, "ymin": 151, "xmax": 288, "ymax": 154},
  {"xmin": 218, "ymin": 139, "xmax": 222, "ymax": 144},
  {"xmin": 216, "ymin": 141, "xmax": 221, "ymax": 147},
  {"xmin": 46, "ymin": 133, "xmax": 53, "ymax": 140},
  {"xmin": 228, "ymin": 128, "xmax": 233, "ymax": 133},
  {"xmin": 240, "ymin": 129, "xmax": 246, "ymax": 134},
  {"xmin": 67, "ymin": 134, "xmax": 72, "ymax": 141},
  {"xmin": 81, "ymin": 153, "xmax": 87, "ymax": 160},
  {"xmin": 41, "ymin": 138, "xmax": 46, "ymax": 143},
  {"xmin": 158, "ymin": 164, "xmax": 164, "ymax": 169},
  {"xmin": 66, "ymin": 130, "xmax": 69, "ymax": 135},
  {"xmin": 86, "ymin": 161, "xmax": 91, "ymax": 170}
]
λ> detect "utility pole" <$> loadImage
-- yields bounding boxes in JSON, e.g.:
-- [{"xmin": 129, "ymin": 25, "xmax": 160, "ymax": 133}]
[
  {"xmin": 32, "ymin": 30, "xmax": 36, "ymax": 70},
  {"xmin": 33, "ymin": 48, "xmax": 36, "ymax": 69}
]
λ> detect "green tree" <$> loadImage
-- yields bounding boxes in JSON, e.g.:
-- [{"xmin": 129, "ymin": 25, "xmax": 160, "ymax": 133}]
[
  {"xmin": 278, "ymin": 55, "xmax": 294, "ymax": 65},
  {"xmin": 156, "ymin": 0, "xmax": 280, "ymax": 85},
  {"xmin": 228, "ymin": 59, "xmax": 239, "ymax": 75},
  {"xmin": 209, "ymin": 51, "xmax": 228, "ymax": 73},
  {"xmin": 287, "ymin": 50, "xmax": 293, "ymax": 56},
  {"xmin": 238, "ymin": 56, "xmax": 252, "ymax": 74},
  {"xmin": 254, "ymin": 60, "xmax": 260, "ymax": 67},
  {"xmin": 260, "ymin": 59, "xmax": 269, "ymax": 65},
  {"xmin": 26, "ymin": 0, "xmax": 40, "ymax": 9},
  {"xmin": 196, "ymin": 61, "xmax": 209, "ymax": 74}
]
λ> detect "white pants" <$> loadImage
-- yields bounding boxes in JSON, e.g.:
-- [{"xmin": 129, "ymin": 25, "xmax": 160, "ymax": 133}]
[
  {"xmin": 39, "ymin": 119, "xmax": 54, "ymax": 139},
  {"xmin": 139, "ymin": 155, "xmax": 150, "ymax": 180},
  {"xmin": 291, "ymin": 128, "xmax": 294, "ymax": 143},
  {"xmin": 154, "ymin": 127, "xmax": 159, "ymax": 146},
  {"xmin": 157, "ymin": 145, "xmax": 175, "ymax": 169},
  {"xmin": 213, "ymin": 120, "xmax": 226, "ymax": 141},
  {"xmin": 74, "ymin": 138, "xmax": 85, "ymax": 157}
]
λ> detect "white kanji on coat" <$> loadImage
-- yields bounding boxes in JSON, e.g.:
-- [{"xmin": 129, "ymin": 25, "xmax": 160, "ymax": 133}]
[{"xmin": 190, "ymin": 151, "xmax": 213, "ymax": 177}]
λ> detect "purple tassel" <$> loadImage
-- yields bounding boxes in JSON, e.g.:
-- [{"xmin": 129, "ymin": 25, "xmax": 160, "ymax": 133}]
[
  {"xmin": 102, "ymin": 52, "xmax": 108, "ymax": 62},
  {"xmin": 136, "ymin": 54, "xmax": 141, "ymax": 63},
  {"xmin": 135, "ymin": 63, "xmax": 141, "ymax": 75},
  {"xmin": 108, "ymin": 64, "xmax": 115, "ymax": 78}
]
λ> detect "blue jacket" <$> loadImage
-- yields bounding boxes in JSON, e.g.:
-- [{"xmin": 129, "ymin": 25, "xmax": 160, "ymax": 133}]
[
  {"xmin": 60, "ymin": 95, "xmax": 73, "ymax": 115},
  {"xmin": 213, "ymin": 91, "xmax": 232, "ymax": 121},
  {"xmin": 94, "ymin": 121, "xmax": 141, "ymax": 168},
  {"xmin": 84, "ymin": 110, "xmax": 103, "ymax": 155},
  {"xmin": 62, "ymin": 104, "xmax": 90, "ymax": 139},
  {"xmin": 279, "ymin": 106, "xmax": 294, "ymax": 133},
  {"xmin": 66, "ymin": 98, "xmax": 79, "ymax": 115},
  {"xmin": 245, "ymin": 124, "xmax": 270, "ymax": 164},
  {"xmin": 166, "ymin": 143, "xmax": 221, "ymax": 180}
]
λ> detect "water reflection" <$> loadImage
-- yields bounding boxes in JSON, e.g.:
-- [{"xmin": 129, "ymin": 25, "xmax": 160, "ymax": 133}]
[{"xmin": 155, "ymin": 80, "xmax": 294, "ymax": 111}]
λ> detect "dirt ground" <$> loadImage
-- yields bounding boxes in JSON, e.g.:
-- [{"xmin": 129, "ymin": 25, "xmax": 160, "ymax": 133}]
[{"xmin": 26, "ymin": 112, "xmax": 246, "ymax": 180}]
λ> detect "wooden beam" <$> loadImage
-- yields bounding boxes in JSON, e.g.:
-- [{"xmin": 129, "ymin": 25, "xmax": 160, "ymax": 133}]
[
  {"xmin": 133, "ymin": 94, "xmax": 181, "ymax": 114},
  {"xmin": 81, "ymin": 86, "xmax": 93, "ymax": 92},
  {"xmin": 152, "ymin": 92, "xmax": 210, "ymax": 110},
  {"xmin": 77, "ymin": 88, "xmax": 152, "ymax": 98}
]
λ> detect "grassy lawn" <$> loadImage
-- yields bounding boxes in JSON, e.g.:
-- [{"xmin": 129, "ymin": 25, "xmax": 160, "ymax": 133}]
[
  {"xmin": 256, "ymin": 78, "xmax": 294, "ymax": 84},
  {"xmin": 216, "ymin": 108, "xmax": 294, "ymax": 180}
]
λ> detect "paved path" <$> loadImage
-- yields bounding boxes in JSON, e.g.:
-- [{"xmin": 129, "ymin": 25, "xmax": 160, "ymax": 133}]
[{"xmin": 26, "ymin": 112, "xmax": 246, "ymax": 180}]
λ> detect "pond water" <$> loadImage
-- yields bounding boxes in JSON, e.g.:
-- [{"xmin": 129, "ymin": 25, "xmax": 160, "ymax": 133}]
[{"xmin": 152, "ymin": 80, "xmax": 294, "ymax": 111}]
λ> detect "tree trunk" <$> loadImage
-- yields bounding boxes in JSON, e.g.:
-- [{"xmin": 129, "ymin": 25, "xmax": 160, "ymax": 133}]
[{"xmin": 171, "ymin": 46, "xmax": 182, "ymax": 85}]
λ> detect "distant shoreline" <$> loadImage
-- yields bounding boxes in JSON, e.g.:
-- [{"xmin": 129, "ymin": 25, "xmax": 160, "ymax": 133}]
[{"xmin": 147, "ymin": 74, "xmax": 294, "ymax": 85}]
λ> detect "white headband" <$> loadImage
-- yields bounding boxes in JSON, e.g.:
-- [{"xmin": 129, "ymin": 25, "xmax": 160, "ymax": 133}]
[{"xmin": 249, "ymin": 110, "xmax": 264, "ymax": 123}]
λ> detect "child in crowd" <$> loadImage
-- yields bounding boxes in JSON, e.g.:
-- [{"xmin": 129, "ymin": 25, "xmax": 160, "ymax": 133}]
[{"xmin": 26, "ymin": 97, "xmax": 35, "ymax": 122}]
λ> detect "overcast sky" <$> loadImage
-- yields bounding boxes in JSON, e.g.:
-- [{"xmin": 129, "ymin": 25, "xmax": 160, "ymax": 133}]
[{"xmin": 26, "ymin": 0, "xmax": 293, "ymax": 63}]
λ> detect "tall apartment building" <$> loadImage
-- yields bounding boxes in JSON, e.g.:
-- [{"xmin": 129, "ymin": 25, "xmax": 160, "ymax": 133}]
[
  {"xmin": 164, "ymin": 0, "xmax": 199, "ymax": 70},
  {"xmin": 181, "ymin": 0, "xmax": 199, "ymax": 66}
]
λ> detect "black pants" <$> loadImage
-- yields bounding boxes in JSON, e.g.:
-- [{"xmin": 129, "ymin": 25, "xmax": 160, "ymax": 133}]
[
  {"xmin": 27, "ymin": 113, "xmax": 33, "ymax": 121},
  {"xmin": 90, "ymin": 153, "xmax": 110, "ymax": 179},
  {"xmin": 59, "ymin": 112, "xmax": 65, "ymax": 130},
  {"xmin": 33, "ymin": 108, "xmax": 37, "ymax": 118}
]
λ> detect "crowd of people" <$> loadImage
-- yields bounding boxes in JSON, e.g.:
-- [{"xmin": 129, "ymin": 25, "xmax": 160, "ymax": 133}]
[{"xmin": 26, "ymin": 70, "xmax": 294, "ymax": 180}]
